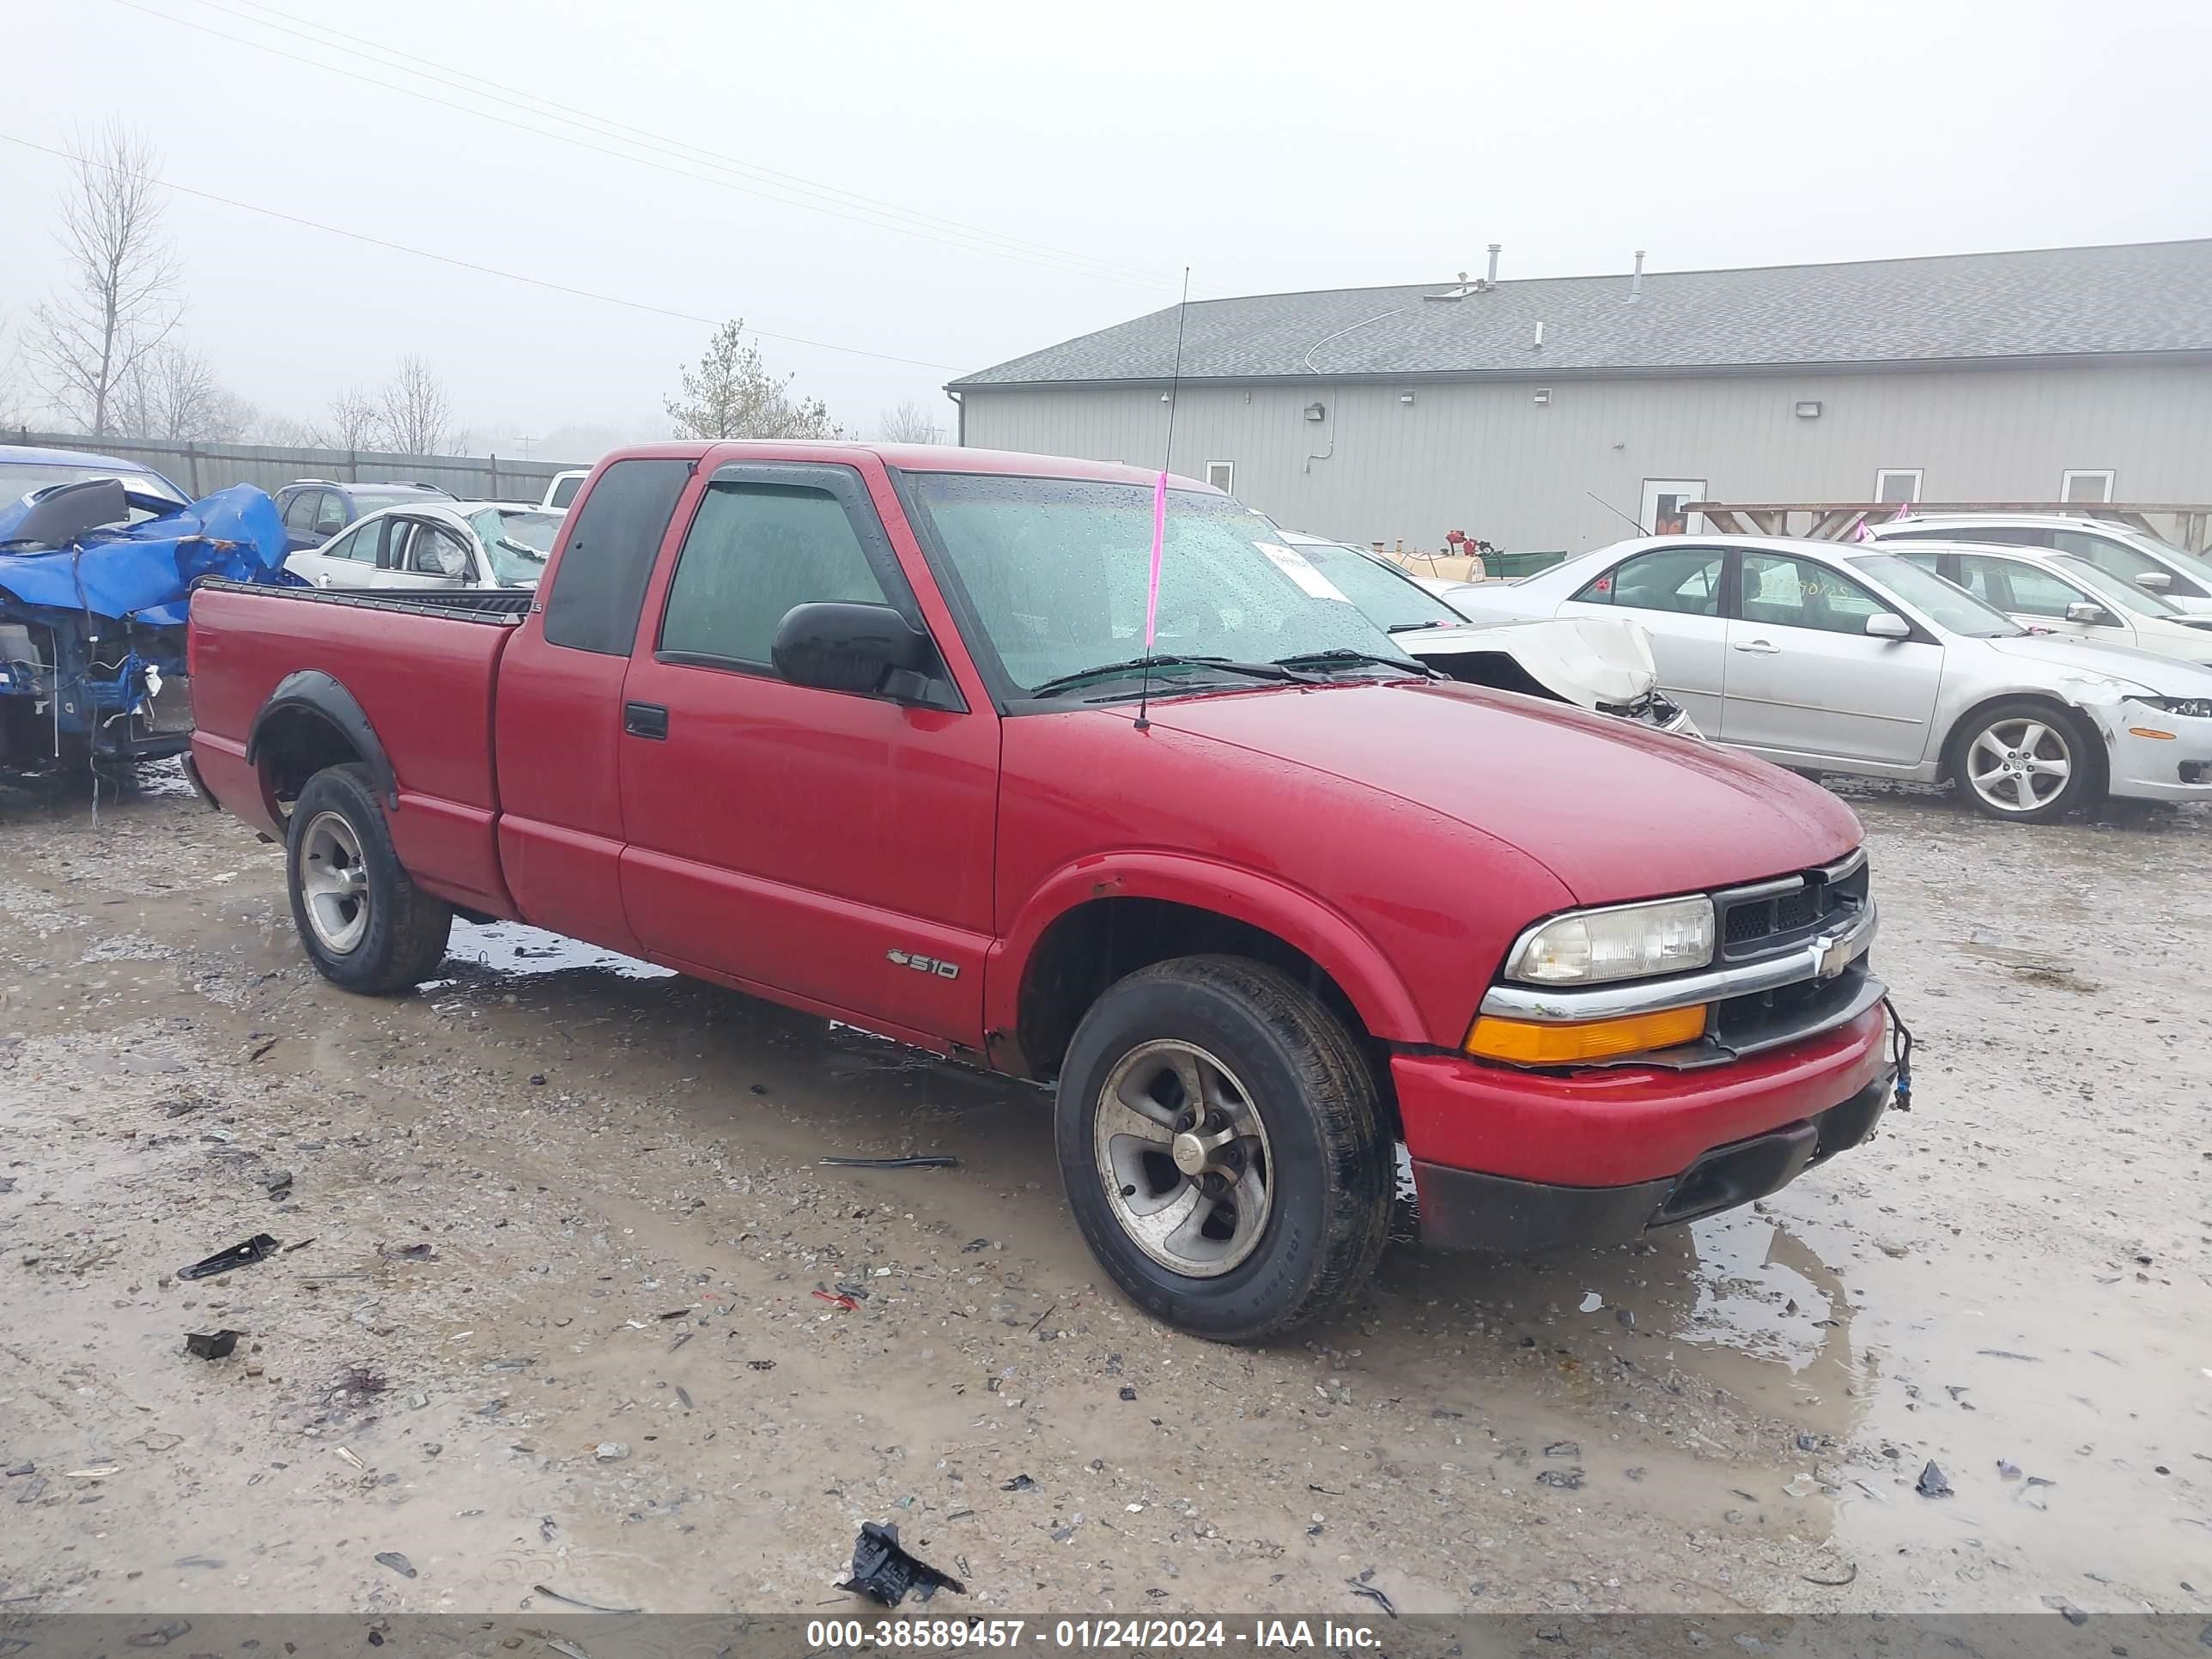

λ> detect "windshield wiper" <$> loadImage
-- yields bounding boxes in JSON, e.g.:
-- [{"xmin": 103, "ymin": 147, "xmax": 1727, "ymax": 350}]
[
  {"xmin": 1030, "ymin": 653, "xmax": 1318, "ymax": 700},
  {"xmin": 1386, "ymin": 620, "xmax": 1449, "ymax": 633},
  {"xmin": 1272, "ymin": 648, "xmax": 1435, "ymax": 677}
]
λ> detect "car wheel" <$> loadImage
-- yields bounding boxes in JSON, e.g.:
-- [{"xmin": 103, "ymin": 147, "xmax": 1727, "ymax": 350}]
[
  {"xmin": 1948, "ymin": 699, "xmax": 2106, "ymax": 823},
  {"xmin": 285, "ymin": 763, "xmax": 453, "ymax": 993},
  {"xmin": 1054, "ymin": 955, "xmax": 1392, "ymax": 1343}
]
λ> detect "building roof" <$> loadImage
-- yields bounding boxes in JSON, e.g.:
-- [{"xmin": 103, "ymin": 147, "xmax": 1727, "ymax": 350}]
[{"xmin": 951, "ymin": 239, "xmax": 2212, "ymax": 387}]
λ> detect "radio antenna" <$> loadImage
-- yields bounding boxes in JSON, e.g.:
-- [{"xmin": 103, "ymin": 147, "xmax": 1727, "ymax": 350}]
[{"xmin": 1134, "ymin": 267, "xmax": 1192, "ymax": 734}]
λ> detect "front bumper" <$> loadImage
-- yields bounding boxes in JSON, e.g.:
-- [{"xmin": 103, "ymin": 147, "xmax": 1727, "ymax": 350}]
[
  {"xmin": 1410, "ymin": 1067, "xmax": 1893, "ymax": 1254},
  {"xmin": 2097, "ymin": 699, "xmax": 2212, "ymax": 802}
]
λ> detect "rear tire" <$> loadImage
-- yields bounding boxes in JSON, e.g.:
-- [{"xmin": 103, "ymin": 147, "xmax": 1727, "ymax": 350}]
[
  {"xmin": 285, "ymin": 763, "xmax": 453, "ymax": 994},
  {"xmin": 1946, "ymin": 698, "xmax": 2106, "ymax": 823},
  {"xmin": 1054, "ymin": 955, "xmax": 1392, "ymax": 1343}
]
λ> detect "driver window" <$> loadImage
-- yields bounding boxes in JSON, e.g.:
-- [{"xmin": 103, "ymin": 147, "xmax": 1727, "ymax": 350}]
[
  {"xmin": 659, "ymin": 482, "xmax": 891, "ymax": 667},
  {"xmin": 313, "ymin": 494, "xmax": 349, "ymax": 537},
  {"xmin": 1739, "ymin": 553, "xmax": 1888, "ymax": 635}
]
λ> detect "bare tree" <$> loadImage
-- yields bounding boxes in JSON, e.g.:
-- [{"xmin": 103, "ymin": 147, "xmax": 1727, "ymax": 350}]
[
  {"xmin": 0, "ymin": 307, "xmax": 28, "ymax": 429},
  {"xmin": 30, "ymin": 120, "xmax": 182, "ymax": 436},
  {"xmin": 665, "ymin": 320, "xmax": 836, "ymax": 441},
  {"xmin": 312, "ymin": 387, "xmax": 382, "ymax": 451},
  {"xmin": 114, "ymin": 343, "xmax": 253, "ymax": 442},
  {"xmin": 375, "ymin": 355, "xmax": 459, "ymax": 454},
  {"xmin": 251, "ymin": 412, "xmax": 319, "ymax": 447},
  {"xmin": 878, "ymin": 398, "xmax": 941, "ymax": 444}
]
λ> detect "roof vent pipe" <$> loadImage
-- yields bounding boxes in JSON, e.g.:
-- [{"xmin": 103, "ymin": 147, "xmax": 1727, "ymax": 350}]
[
  {"xmin": 1630, "ymin": 249, "xmax": 1645, "ymax": 301},
  {"xmin": 1485, "ymin": 244, "xmax": 1502, "ymax": 286}
]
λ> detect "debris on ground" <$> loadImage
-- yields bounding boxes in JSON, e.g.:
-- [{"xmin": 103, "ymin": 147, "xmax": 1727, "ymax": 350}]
[
  {"xmin": 747, "ymin": 1360, "xmax": 775, "ymax": 1371},
  {"xmin": 1543, "ymin": 1441, "xmax": 1580, "ymax": 1458},
  {"xmin": 184, "ymin": 1329, "xmax": 240, "ymax": 1360},
  {"xmin": 1784, "ymin": 1474, "xmax": 1819, "ymax": 1498},
  {"xmin": 594, "ymin": 1442, "xmax": 630, "ymax": 1462},
  {"xmin": 1536, "ymin": 1468, "xmax": 1585, "ymax": 1491},
  {"xmin": 533, "ymin": 1584, "xmax": 641, "ymax": 1613},
  {"xmin": 1916, "ymin": 1461, "xmax": 1954, "ymax": 1498},
  {"xmin": 374, "ymin": 1551, "xmax": 416, "ymax": 1579},
  {"xmin": 1118, "ymin": 1387, "xmax": 1137, "ymax": 1401},
  {"xmin": 811, "ymin": 1290, "xmax": 860, "ymax": 1312},
  {"xmin": 1000, "ymin": 1474, "xmax": 1036, "ymax": 1492},
  {"xmin": 836, "ymin": 1521, "xmax": 965, "ymax": 1607},
  {"xmin": 1346, "ymin": 1571, "xmax": 1398, "ymax": 1617},
  {"xmin": 1998, "ymin": 1459, "xmax": 2022, "ymax": 1480},
  {"xmin": 380, "ymin": 1243, "xmax": 437, "ymax": 1261},
  {"xmin": 177, "ymin": 1234, "xmax": 279, "ymax": 1281},
  {"xmin": 335, "ymin": 1448, "xmax": 367, "ymax": 1472},
  {"xmin": 258, "ymin": 1168, "xmax": 294, "ymax": 1195},
  {"xmin": 1578, "ymin": 1291, "xmax": 1604, "ymax": 1313},
  {"xmin": 817, "ymin": 1154, "xmax": 959, "ymax": 1170}
]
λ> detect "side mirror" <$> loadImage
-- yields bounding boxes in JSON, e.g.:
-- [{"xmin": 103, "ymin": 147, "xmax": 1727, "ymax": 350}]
[
  {"xmin": 2063, "ymin": 601, "xmax": 2112, "ymax": 626},
  {"xmin": 1864, "ymin": 611, "xmax": 1911, "ymax": 641},
  {"xmin": 2136, "ymin": 571, "xmax": 2172, "ymax": 592},
  {"xmin": 772, "ymin": 601, "xmax": 943, "ymax": 703}
]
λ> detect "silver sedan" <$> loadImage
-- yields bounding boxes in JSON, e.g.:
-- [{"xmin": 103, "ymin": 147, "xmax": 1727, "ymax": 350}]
[{"xmin": 1447, "ymin": 534, "xmax": 2212, "ymax": 823}]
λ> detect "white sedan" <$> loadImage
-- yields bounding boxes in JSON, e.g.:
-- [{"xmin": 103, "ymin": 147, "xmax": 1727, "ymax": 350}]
[
  {"xmin": 1882, "ymin": 540, "xmax": 2212, "ymax": 666},
  {"xmin": 1448, "ymin": 533, "xmax": 2212, "ymax": 822},
  {"xmin": 285, "ymin": 501, "xmax": 562, "ymax": 592}
]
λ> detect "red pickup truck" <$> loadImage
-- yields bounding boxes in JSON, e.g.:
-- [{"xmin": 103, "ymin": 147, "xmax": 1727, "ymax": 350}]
[{"xmin": 185, "ymin": 442, "xmax": 1899, "ymax": 1340}]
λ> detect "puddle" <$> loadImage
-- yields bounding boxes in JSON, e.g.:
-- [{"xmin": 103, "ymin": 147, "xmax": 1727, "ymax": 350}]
[
  {"xmin": 1676, "ymin": 1210, "xmax": 1838, "ymax": 1374},
  {"xmin": 431, "ymin": 920, "xmax": 674, "ymax": 985}
]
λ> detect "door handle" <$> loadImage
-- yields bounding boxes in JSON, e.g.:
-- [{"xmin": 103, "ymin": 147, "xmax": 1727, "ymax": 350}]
[
  {"xmin": 623, "ymin": 702, "xmax": 669, "ymax": 740},
  {"xmin": 1731, "ymin": 639, "xmax": 1780, "ymax": 655}
]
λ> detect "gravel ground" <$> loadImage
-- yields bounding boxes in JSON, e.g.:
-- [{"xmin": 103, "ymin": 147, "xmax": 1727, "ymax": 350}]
[{"xmin": 0, "ymin": 764, "xmax": 2204, "ymax": 1619}]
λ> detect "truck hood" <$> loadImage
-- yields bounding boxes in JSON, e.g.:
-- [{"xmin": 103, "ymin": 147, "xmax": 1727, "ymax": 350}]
[{"xmin": 1146, "ymin": 679, "xmax": 1858, "ymax": 904}]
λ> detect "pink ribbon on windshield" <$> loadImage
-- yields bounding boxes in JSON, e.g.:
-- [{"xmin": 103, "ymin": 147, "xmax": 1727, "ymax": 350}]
[{"xmin": 1143, "ymin": 469, "xmax": 1166, "ymax": 648}]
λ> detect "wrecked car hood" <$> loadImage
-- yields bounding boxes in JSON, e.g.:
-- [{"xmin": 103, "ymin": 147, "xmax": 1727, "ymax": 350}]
[
  {"xmin": 0, "ymin": 483, "xmax": 291, "ymax": 626},
  {"xmin": 1398, "ymin": 615, "xmax": 1658, "ymax": 708}
]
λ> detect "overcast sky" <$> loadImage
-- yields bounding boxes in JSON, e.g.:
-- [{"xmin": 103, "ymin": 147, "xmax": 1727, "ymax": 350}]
[{"xmin": 6, "ymin": 0, "xmax": 2209, "ymax": 458}]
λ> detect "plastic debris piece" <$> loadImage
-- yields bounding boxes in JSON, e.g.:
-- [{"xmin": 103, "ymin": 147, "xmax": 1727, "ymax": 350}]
[
  {"xmin": 1916, "ymin": 1461, "xmax": 1954, "ymax": 1498},
  {"xmin": 1976, "ymin": 1348, "xmax": 2040, "ymax": 1362},
  {"xmin": 533, "ymin": 1583, "xmax": 641, "ymax": 1613},
  {"xmin": 836, "ymin": 1520, "xmax": 965, "ymax": 1607},
  {"xmin": 1543, "ymin": 1441, "xmax": 1579, "ymax": 1459},
  {"xmin": 178, "ymin": 1234, "xmax": 279, "ymax": 1281},
  {"xmin": 1578, "ymin": 1291, "xmax": 1603, "ymax": 1313},
  {"xmin": 1118, "ymin": 1386, "xmax": 1137, "ymax": 1401},
  {"xmin": 1535, "ymin": 1468, "xmax": 1584, "ymax": 1490},
  {"xmin": 675, "ymin": 1387, "xmax": 693, "ymax": 1411},
  {"xmin": 185, "ymin": 1329, "xmax": 240, "ymax": 1360},
  {"xmin": 374, "ymin": 1551, "xmax": 416, "ymax": 1579},
  {"xmin": 65, "ymin": 1466, "xmax": 118, "ymax": 1480},
  {"xmin": 594, "ymin": 1442, "xmax": 630, "ymax": 1462},
  {"xmin": 747, "ymin": 1360, "xmax": 775, "ymax": 1371},
  {"xmin": 382, "ymin": 1243, "xmax": 437, "ymax": 1261},
  {"xmin": 1998, "ymin": 1459, "xmax": 2022, "ymax": 1480},
  {"xmin": 812, "ymin": 1290, "xmax": 860, "ymax": 1312},
  {"xmin": 1785, "ymin": 1474, "xmax": 1818, "ymax": 1498},
  {"xmin": 335, "ymin": 1447, "xmax": 368, "ymax": 1472},
  {"xmin": 1346, "ymin": 1575, "xmax": 1398, "ymax": 1618},
  {"xmin": 1000, "ymin": 1474, "xmax": 1036, "ymax": 1492},
  {"xmin": 817, "ymin": 1155, "xmax": 959, "ymax": 1170},
  {"xmin": 961, "ymin": 1239, "xmax": 990, "ymax": 1253}
]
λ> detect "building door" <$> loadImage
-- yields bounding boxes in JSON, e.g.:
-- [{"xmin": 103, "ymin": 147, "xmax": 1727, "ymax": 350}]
[{"xmin": 1639, "ymin": 478, "xmax": 1706, "ymax": 536}]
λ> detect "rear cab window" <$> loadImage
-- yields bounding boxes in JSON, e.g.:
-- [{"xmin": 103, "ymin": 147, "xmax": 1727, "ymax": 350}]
[{"xmin": 542, "ymin": 459, "xmax": 695, "ymax": 654}]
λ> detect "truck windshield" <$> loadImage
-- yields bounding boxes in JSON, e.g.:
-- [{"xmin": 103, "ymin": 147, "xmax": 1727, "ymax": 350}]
[
  {"xmin": 901, "ymin": 473, "xmax": 1420, "ymax": 696},
  {"xmin": 1290, "ymin": 540, "xmax": 1467, "ymax": 630}
]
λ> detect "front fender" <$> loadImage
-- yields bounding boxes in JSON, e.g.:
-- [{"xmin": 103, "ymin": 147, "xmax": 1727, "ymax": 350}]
[{"xmin": 986, "ymin": 851, "xmax": 1429, "ymax": 1052}]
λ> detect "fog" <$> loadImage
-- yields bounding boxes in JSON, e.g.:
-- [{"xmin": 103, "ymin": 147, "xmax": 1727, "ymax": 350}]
[{"xmin": 5, "ymin": 0, "xmax": 2208, "ymax": 457}]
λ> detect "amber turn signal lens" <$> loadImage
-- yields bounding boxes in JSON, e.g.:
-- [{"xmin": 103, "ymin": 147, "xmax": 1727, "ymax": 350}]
[{"xmin": 1465, "ymin": 1004, "xmax": 1708, "ymax": 1064}]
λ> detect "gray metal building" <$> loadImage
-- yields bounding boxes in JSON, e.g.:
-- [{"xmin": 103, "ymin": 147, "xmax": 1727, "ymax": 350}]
[{"xmin": 947, "ymin": 240, "xmax": 2212, "ymax": 554}]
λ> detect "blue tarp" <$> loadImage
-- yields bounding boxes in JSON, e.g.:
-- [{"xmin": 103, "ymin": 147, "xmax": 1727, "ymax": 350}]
[{"xmin": 0, "ymin": 483, "xmax": 293, "ymax": 627}]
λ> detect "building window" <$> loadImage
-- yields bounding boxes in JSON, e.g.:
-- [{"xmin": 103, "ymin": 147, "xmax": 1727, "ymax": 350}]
[
  {"xmin": 2062, "ymin": 470, "xmax": 2115, "ymax": 503},
  {"xmin": 1875, "ymin": 468, "xmax": 1923, "ymax": 504},
  {"xmin": 1205, "ymin": 461, "xmax": 1234, "ymax": 495}
]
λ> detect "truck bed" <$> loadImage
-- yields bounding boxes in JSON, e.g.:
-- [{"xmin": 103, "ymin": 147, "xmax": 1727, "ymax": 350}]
[{"xmin": 188, "ymin": 579, "xmax": 524, "ymax": 915}]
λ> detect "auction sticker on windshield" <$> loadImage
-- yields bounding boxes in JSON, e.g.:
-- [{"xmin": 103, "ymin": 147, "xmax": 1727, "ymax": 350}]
[{"xmin": 1255, "ymin": 542, "xmax": 1352, "ymax": 602}]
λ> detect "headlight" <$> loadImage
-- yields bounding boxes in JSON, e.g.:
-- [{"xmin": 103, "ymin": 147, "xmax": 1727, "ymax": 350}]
[
  {"xmin": 2142, "ymin": 696, "xmax": 2212, "ymax": 720},
  {"xmin": 1504, "ymin": 896, "xmax": 1716, "ymax": 985}
]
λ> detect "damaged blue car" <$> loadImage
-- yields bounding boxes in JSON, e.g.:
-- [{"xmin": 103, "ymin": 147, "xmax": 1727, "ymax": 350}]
[{"xmin": 0, "ymin": 448, "xmax": 294, "ymax": 783}]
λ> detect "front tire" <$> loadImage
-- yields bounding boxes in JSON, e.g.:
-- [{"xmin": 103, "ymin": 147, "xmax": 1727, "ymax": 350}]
[
  {"xmin": 1947, "ymin": 699, "xmax": 2106, "ymax": 823},
  {"xmin": 285, "ymin": 763, "xmax": 453, "ymax": 994},
  {"xmin": 1054, "ymin": 955, "xmax": 1392, "ymax": 1343}
]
